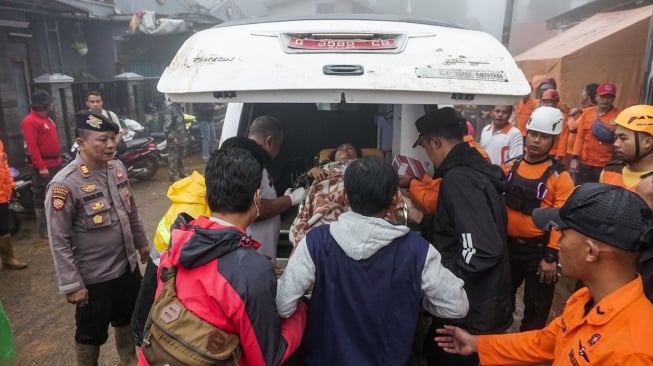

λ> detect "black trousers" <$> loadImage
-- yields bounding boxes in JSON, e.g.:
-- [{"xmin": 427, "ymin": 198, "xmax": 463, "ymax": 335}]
[
  {"xmin": 31, "ymin": 165, "xmax": 62, "ymax": 209},
  {"xmin": 0, "ymin": 203, "xmax": 9, "ymax": 235},
  {"xmin": 575, "ymin": 163, "xmax": 603, "ymax": 184},
  {"xmin": 508, "ymin": 237, "xmax": 555, "ymax": 331},
  {"xmin": 130, "ymin": 258, "xmax": 158, "ymax": 346},
  {"xmin": 423, "ymin": 317, "xmax": 480, "ymax": 366},
  {"xmin": 75, "ymin": 268, "xmax": 142, "ymax": 346}
]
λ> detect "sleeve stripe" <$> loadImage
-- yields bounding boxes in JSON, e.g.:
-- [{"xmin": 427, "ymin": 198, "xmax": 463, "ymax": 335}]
[{"xmin": 461, "ymin": 233, "xmax": 476, "ymax": 264}]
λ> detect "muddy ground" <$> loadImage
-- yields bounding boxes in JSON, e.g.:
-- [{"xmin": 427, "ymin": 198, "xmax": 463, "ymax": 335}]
[{"xmin": 0, "ymin": 153, "xmax": 574, "ymax": 365}]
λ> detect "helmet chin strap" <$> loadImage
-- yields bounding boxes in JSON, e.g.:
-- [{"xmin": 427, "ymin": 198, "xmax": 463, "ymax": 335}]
[{"xmin": 626, "ymin": 131, "xmax": 653, "ymax": 164}]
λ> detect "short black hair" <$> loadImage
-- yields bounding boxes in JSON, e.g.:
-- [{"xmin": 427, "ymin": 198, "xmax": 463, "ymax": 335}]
[
  {"xmin": 220, "ymin": 136, "xmax": 271, "ymax": 168},
  {"xmin": 85, "ymin": 90, "xmax": 102, "ymax": 101},
  {"xmin": 327, "ymin": 143, "xmax": 363, "ymax": 162},
  {"xmin": 248, "ymin": 115, "xmax": 283, "ymax": 141},
  {"xmin": 585, "ymin": 83, "xmax": 599, "ymax": 105},
  {"xmin": 205, "ymin": 148, "xmax": 262, "ymax": 214},
  {"xmin": 344, "ymin": 156, "xmax": 398, "ymax": 216}
]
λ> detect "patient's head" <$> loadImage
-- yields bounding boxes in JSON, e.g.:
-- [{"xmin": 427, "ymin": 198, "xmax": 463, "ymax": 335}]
[
  {"xmin": 330, "ymin": 143, "xmax": 362, "ymax": 162},
  {"xmin": 344, "ymin": 156, "xmax": 398, "ymax": 216}
]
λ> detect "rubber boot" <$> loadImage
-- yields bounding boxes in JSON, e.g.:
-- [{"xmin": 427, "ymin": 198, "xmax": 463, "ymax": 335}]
[
  {"xmin": 114, "ymin": 325, "xmax": 137, "ymax": 366},
  {"xmin": 0, "ymin": 234, "xmax": 27, "ymax": 270},
  {"xmin": 34, "ymin": 208, "xmax": 48, "ymax": 239},
  {"xmin": 75, "ymin": 343, "xmax": 100, "ymax": 366}
]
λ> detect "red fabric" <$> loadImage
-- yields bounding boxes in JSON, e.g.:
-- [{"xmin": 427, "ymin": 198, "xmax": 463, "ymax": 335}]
[
  {"xmin": 21, "ymin": 111, "xmax": 61, "ymax": 170},
  {"xmin": 138, "ymin": 216, "xmax": 306, "ymax": 366}
]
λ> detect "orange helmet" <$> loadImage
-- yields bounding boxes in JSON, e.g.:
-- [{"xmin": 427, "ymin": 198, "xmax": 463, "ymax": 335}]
[{"xmin": 611, "ymin": 104, "xmax": 653, "ymax": 135}]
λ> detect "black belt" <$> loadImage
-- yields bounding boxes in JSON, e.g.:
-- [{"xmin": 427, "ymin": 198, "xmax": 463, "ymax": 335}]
[
  {"xmin": 569, "ymin": 129, "xmax": 577, "ymax": 134},
  {"xmin": 42, "ymin": 155, "xmax": 61, "ymax": 160}
]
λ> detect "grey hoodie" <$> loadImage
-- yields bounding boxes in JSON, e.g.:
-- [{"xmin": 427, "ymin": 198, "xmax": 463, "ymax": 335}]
[{"xmin": 276, "ymin": 211, "xmax": 469, "ymax": 319}]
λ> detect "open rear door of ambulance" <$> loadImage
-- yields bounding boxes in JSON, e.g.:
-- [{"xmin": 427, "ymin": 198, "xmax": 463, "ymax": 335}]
[{"xmin": 158, "ymin": 15, "xmax": 531, "ymax": 106}]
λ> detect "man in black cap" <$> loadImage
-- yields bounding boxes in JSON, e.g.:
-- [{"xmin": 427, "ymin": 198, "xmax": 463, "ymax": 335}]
[
  {"xmin": 45, "ymin": 111, "xmax": 150, "ymax": 365},
  {"xmin": 21, "ymin": 89, "xmax": 62, "ymax": 238},
  {"xmin": 410, "ymin": 107, "xmax": 512, "ymax": 366},
  {"xmin": 434, "ymin": 183, "xmax": 653, "ymax": 365}
]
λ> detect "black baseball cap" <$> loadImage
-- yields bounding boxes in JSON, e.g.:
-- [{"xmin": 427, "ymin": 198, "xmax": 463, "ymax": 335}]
[
  {"xmin": 412, "ymin": 107, "xmax": 465, "ymax": 148},
  {"xmin": 75, "ymin": 111, "xmax": 119, "ymax": 134},
  {"xmin": 533, "ymin": 183, "xmax": 653, "ymax": 252}
]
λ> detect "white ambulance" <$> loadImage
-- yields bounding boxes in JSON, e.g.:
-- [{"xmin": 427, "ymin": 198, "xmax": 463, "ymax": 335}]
[{"xmin": 158, "ymin": 15, "xmax": 530, "ymax": 248}]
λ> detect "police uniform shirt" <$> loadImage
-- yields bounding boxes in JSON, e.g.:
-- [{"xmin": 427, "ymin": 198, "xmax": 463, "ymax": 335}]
[{"xmin": 45, "ymin": 153, "xmax": 148, "ymax": 294}]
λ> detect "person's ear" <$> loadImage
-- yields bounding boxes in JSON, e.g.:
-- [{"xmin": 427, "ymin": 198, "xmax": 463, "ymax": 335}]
[
  {"xmin": 76, "ymin": 137, "xmax": 85, "ymax": 150},
  {"xmin": 253, "ymin": 189, "xmax": 261, "ymax": 206},
  {"xmin": 343, "ymin": 190, "xmax": 350, "ymax": 207},
  {"xmin": 430, "ymin": 136, "xmax": 443, "ymax": 149},
  {"xmin": 641, "ymin": 134, "xmax": 653, "ymax": 150},
  {"xmin": 585, "ymin": 239, "xmax": 600, "ymax": 263},
  {"xmin": 264, "ymin": 135, "xmax": 273, "ymax": 149}
]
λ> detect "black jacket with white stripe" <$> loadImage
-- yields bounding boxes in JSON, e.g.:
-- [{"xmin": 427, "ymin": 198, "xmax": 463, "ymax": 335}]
[{"xmin": 421, "ymin": 142, "xmax": 513, "ymax": 334}]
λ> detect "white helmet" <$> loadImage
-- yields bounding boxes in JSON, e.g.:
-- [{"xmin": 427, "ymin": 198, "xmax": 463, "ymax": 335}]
[{"xmin": 526, "ymin": 106, "xmax": 564, "ymax": 135}]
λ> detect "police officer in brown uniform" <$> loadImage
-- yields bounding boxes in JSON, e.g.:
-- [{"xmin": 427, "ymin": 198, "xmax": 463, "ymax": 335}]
[{"xmin": 45, "ymin": 111, "xmax": 150, "ymax": 366}]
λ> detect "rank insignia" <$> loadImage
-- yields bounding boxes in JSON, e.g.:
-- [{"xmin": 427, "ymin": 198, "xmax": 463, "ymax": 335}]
[
  {"xmin": 116, "ymin": 169, "xmax": 125, "ymax": 180},
  {"xmin": 80, "ymin": 164, "xmax": 91, "ymax": 177},
  {"xmin": 81, "ymin": 184, "xmax": 96, "ymax": 193},
  {"xmin": 50, "ymin": 186, "xmax": 69, "ymax": 211},
  {"xmin": 91, "ymin": 202, "xmax": 105, "ymax": 211},
  {"xmin": 86, "ymin": 115, "xmax": 103, "ymax": 129},
  {"xmin": 92, "ymin": 214, "xmax": 103, "ymax": 225}
]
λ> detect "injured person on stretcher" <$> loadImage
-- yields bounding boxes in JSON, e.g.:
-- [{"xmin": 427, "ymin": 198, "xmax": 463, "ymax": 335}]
[{"xmin": 289, "ymin": 143, "xmax": 406, "ymax": 246}]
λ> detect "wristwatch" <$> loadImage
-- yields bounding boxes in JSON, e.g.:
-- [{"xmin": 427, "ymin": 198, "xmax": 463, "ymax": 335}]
[{"xmin": 544, "ymin": 250, "xmax": 558, "ymax": 263}]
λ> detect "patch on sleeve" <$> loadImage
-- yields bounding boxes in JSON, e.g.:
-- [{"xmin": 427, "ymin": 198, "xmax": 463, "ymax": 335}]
[{"xmin": 51, "ymin": 186, "xmax": 69, "ymax": 211}]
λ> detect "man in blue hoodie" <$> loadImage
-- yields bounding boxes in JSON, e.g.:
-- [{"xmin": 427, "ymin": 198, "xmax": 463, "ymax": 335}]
[{"xmin": 276, "ymin": 156, "xmax": 468, "ymax": 365}]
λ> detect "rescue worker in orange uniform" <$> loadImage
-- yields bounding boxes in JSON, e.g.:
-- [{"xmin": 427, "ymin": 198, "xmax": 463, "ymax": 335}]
[
  {"xmin": 502, "ymin": 106, "xmax": 574, "ymax": 331},
  {"xmin": 569, "ymin": 83, "xmax": 621, "ymax": 183},
  {"xmin": 434, "ymin": 183, "xmax": 653, "ymax": 365},
  {"xmin": 600, "ymin": 104, "xmax": 653, "ymax": 190},
  {"xmin": 537, "ymin": 89, "xmax": 565, "ymax": 159},
  {"xmin": 556, "ymin": 83, "xmax": 599, "ymax": 166},
  {"xmin": 0, "ymin": 139, "xmax": 27, "ymax": 269},
  {"xmin": 514, "ymin": 76, "xmax": 553, "ymax": 137}
]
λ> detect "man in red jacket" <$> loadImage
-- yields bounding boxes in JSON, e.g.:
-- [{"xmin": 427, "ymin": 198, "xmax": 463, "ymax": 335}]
[
  {"xmin": 21, "ymin": 90, "xmax": 62, "ymax": 238},
  {"xmin": 139, "ymin": 148, "xmax": 307, "ymax": 366}
]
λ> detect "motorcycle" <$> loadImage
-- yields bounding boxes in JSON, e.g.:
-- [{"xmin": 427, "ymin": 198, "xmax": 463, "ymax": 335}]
[
  {"xmin": 9, "ymin": 167, "xmax": 33, "ymax": 236},
  {"xmin": 119, "ymin": 137, "xmax": 160, "ymax": 181},
  {"xmin": 149, "ymin": 132, "xmax": 168, "ymax": 165}
]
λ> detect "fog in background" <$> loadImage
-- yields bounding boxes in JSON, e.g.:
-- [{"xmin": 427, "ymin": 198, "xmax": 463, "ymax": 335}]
[{"xmin": 228, "ymin": 0, "xmax": 595, "ymax": 42}]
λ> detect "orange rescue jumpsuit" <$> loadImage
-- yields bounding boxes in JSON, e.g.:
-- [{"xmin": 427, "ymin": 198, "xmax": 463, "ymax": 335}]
[
  {"xmin": 572, "ymin": 106, "xmax": 621, "ymax": 168},
  {"xmin": 477, "ymin": 276, "xmax": 653, "ymax": 365}
]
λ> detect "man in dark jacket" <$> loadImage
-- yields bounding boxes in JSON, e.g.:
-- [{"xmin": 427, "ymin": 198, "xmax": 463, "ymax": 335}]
[{"xmin": 412, "ymin": 107, "xmax": 512, "ymax": 366}]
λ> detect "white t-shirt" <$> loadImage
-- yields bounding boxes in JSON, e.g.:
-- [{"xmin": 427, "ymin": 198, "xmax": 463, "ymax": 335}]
[
  {"xmin": 480, "ymin": 124, "xmax": 523, "ymax": 166},
  {"xmin": 247, "ymin": 168, "xmax": 281, "ymax": 261}
]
